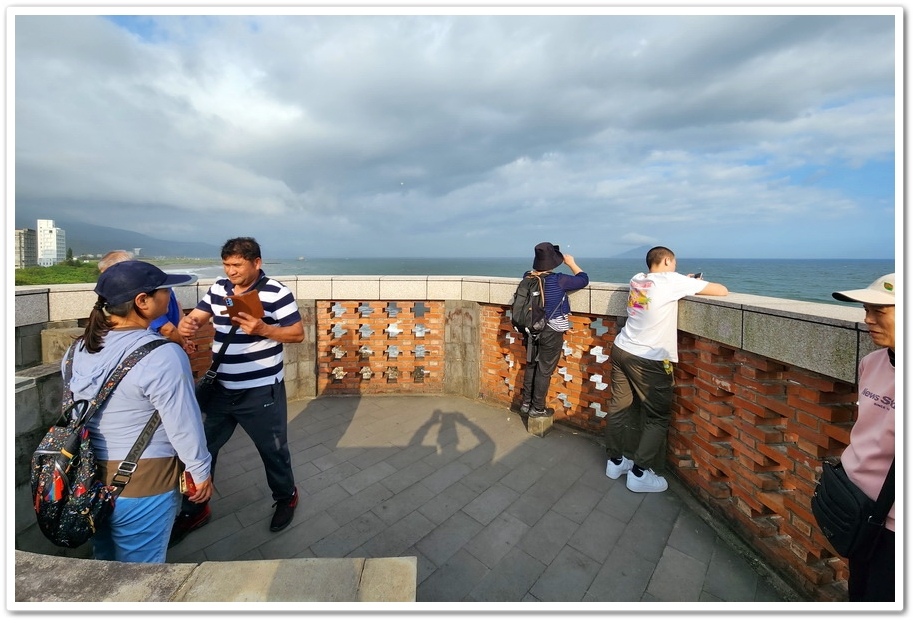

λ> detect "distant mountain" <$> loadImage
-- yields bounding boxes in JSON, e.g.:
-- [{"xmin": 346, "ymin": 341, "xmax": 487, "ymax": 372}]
[
  {"xmin": 50, "ymin": 220, "xmax": 221, "ymax": 258},
  {"xmin": 613, "ymin": 245, "xmax": 653, "ymax": 259}
]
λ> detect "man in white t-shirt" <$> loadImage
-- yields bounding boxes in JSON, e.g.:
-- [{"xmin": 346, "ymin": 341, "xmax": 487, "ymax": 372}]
[{"xmin": 604, "ymin": 246, "xmax": 728, "ymax": 493}]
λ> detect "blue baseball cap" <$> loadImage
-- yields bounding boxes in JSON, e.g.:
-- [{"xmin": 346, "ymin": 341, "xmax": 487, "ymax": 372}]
[{"xmin": 95, "ymin": 260, "xmax": 197, "ymax": 306}]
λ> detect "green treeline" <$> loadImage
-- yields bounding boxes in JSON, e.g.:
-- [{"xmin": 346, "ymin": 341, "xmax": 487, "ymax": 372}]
[{"xmin": 15, "ymin": 262, "xmax": 100, "ymax": 286}]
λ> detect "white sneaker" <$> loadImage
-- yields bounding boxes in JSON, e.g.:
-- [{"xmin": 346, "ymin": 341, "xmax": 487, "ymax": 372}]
[
  {"xmin": 626, "ymin": 468, "xmax": 668, "ymax": 493},
  {"xmin": 605, "ymin": 457, "xmax": 634, "ymax": 480}
]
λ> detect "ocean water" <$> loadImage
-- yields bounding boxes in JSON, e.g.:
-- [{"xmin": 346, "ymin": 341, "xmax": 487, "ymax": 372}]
[{"xmin": 183, "ymin": 257, "xmax": 895, "ymax": 306}]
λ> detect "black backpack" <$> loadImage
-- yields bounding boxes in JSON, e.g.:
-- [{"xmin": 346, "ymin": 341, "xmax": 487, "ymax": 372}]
[
  {"xmin": 511, "ymin": 272, "xmax": 547, "ymax": 335},
  {"xmin": 510, "ymin": 272, "xmax": 568, "ymax": 336},
  {"xmin": 31, "ymin": 338, "xmax": 167, "ymax": 548}
]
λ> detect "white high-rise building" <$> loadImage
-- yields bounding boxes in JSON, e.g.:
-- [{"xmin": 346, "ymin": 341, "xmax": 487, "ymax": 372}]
[
  {"xmin": 14, "ymin": 228, "xmax": 38, "ymax": 268},
  {"xmin": 36, "ymin": 219, "xmax": 66, "ymax": 267}
]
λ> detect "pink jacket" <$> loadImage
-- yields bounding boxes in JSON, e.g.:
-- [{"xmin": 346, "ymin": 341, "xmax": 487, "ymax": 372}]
[{"xmin": 840, "ymin": 348, "xmax": 895, "ymax": 532}]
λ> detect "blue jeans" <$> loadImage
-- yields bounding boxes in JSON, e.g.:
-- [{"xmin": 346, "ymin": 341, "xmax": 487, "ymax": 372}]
[{"xmin": 93, "ymin": 489, "xmax": 180, "ymax": 562}]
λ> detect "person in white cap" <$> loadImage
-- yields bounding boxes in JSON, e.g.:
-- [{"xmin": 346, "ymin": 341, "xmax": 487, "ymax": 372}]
[{"xmin": 831, "ymin": 273, "xmax": 896, "ymax": 602}]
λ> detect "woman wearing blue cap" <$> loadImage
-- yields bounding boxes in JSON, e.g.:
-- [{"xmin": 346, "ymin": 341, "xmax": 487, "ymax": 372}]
[{"xmin": 63, "ymin": 261, "xmax": 213, "ymax": 562}]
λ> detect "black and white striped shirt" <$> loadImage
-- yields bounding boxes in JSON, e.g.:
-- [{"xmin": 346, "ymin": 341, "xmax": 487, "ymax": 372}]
[{"xmin": 197, "ymin": 271, "xmax": 302, "ymax": 389}]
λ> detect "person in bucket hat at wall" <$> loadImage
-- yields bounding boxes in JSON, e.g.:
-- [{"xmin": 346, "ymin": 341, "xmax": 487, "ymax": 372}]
[
  {"xmin": 515, "ymin": 242, "xmax": 589, "ymax": 418},
  {"xmin": 66, "ymin": 261, "xmax": 212, "ymax": 562},
  {"xmin": 830, "ymin": 274, "xmax": 896, "ymax": 602}
]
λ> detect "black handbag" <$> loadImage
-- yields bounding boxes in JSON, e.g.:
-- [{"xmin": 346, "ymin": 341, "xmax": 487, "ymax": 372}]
[
  {"xmin": 195, "ymin": 324, "xmax": 236, "ymax": 410},
  {"xmin": 811, "ymin": 458, "xmax": 894, "ymax": 559},
  {"xmin": 195, "ymin": 276, "xmax": 268, "ymax": 411}
]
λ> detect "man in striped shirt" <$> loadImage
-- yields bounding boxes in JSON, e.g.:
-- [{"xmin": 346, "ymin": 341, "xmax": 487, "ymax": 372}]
[{"xmin": 171, "ymin": 237, "xmax": 305, "ymax": 543}]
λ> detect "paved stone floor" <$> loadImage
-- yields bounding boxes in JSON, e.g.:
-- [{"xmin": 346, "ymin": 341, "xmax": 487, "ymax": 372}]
[{"xmin": 161, "ymin": 394, "xmax": 803, "ymax": 604}]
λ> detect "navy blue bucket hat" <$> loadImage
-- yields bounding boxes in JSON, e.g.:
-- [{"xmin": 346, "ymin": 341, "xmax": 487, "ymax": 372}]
[{"xmin": 533, "ymin": 242, "xmax": 564, "ymax": 271}]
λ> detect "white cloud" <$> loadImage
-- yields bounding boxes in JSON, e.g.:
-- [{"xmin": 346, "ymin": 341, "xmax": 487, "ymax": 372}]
[{"xmin": 12, "ymin": 11, "xmax": 897, "ymax": 258}]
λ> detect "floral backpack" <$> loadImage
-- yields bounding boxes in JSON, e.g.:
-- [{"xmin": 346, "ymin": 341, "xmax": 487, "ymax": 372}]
[{"xmin": 30, "ymin": 338, "xmax": 167, "ymax": 548}]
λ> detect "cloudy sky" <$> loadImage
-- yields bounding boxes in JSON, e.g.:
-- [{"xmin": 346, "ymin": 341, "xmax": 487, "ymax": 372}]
[{"xmin": 11, "ymin": 7, "xmax": 899, "ymax": 259}]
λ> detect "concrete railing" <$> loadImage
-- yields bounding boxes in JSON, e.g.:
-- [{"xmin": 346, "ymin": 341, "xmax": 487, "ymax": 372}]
[
  {"xmin": 14, "ymin": 550, "xmax": 417, "ymax": 603},
  {"xmin": 14, "ymin": 275, "xmax": 873, "ymax": 601}
]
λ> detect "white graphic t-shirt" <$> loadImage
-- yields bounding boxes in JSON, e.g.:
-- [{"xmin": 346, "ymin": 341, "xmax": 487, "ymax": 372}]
[{"xmin": 614, "ymin": 272, "xmax": 707, "ymax": 362}]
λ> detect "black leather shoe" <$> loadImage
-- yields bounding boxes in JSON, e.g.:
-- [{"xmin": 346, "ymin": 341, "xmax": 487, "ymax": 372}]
[
  {"xmin": 169, "ymin": 504, "xmax": 211, "ymax": 547},
  {"xmin": 270, "ymin": 487, "xmax": 299, "ymax": 532}
]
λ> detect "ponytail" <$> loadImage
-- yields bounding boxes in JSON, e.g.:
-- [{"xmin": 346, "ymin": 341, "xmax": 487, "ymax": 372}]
[{"xmin": 81, "ymin": 296, "xmax": 133, "ymax": 353}]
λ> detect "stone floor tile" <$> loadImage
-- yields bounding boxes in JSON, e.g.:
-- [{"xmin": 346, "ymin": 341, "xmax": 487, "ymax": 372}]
[
  {"xmin": 517, "ymin": 509, "xmax": 579, "ymax": 566},
  {"xmin": 463, "ymin": 512, "xmax": 531, "ymax": 569},
  {"xmin": 326, "ymin": 481, "xmax": 394, "ymax": 526},
  {"xmin": 552, "ymin": 481, "xmax": 604, "ymax": 524},
  {"xmin": 567, "ymin": 507, "xmax": 627, "ymax": 563},
  {"xmin": 529, "ymin": 545, "xmax": 601, "ymax": 601},
  {"xmin": 373, "ymin": 481, "xmax": 437, "ymax": 525},
  {"xmin": 417, "ymin": 481, "xmax": 478, "ymax": 525},
  {"xmin": 667, "ymin": 507, "xmax": 718, "ymax": 564},
  {"xmin": 702, "ymin": 538, "xmax": 763, "ymax": 602},
  {"xmin": 645, "ymin": 545, "xmax": 707, "ymax": 601},
  {"xmin": 468, "ymin": 547, "xmax": 546, "ymax": 601},
  {"xmin": 462, "ymin": 482, "xmax": 520, "ymax": 526},
  {"xmin": 584, "ymin": 547, "xmax": 657, "ymax": 602},
  {"xmin": 309, "ymin": 511, "xmax": 388, "ymax": 558},
  {"xmin": 414, "ymin": 511, "xmax": 485, "ymax": 566},
  {"xmin": 360, "ymin": 510, "xmax": 437, "ymax": 558},
  {"xmin": 417, "ymin": 549, "xmax": 490, "ymax": 602}
]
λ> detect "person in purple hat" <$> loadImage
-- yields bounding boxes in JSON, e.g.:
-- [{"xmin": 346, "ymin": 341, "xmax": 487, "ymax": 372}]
[
  {"xmin": 65, "ymin": 260, "xmax": 212, "ymax": 563},
  {"xmin": 516, "ymin": 242, "xmax": 589, "ymax": 418}
]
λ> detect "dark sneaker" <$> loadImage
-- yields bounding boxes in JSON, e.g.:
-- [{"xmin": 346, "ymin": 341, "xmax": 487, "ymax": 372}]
[
  {"xmin": 512, "ymin": 401, "xmax": 531, "ymax": 414},
  {"xmin": 270, "ymin": 487, "xmax": 299, "ymax": 532},
  {"xmin": 528, "ymin": 408, "xmax": 554, "ymax": 418},
  {"xmin": 169, "ymin": 504, "xmax": 211, "ymax": 547}
]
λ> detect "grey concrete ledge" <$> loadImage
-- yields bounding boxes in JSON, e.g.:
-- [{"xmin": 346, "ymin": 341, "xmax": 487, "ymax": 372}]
[
  {"xmin": 16, "ymin": 276, "xmax": 874, "ymax": 383},
  {"xmin": 13, "ymin": 550, "xmax": 417, "ymax": 605}
]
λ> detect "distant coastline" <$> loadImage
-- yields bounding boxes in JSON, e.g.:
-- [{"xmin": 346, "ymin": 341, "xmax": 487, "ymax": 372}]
[
  {"xmin": 148, "ymin": 257, "xmax": 219, "ymax": 267},
  {"xmin": 144, "ymin": 256, "xmax": 895, "ymax": 306}
]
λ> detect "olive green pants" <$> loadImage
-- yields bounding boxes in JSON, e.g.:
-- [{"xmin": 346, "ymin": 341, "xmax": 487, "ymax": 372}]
[{"xmin": 603, "ymin": 343, "xmax": 674, "ymax": 472}]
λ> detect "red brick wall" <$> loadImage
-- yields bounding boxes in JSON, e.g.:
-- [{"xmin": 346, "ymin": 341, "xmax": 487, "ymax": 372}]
[
  {"xmin": 315, "ymin": 300, "xmax": 445, "ymax": 396},
  {"xmin": 674, "ymin": 337, "xmax": 858, "ymax": 600},
  {"xmin": 480, "ymin": 305, "xmax": 616, "ymax": 431},
  {"xmin": 478, "ymin": 303, "xmax": 858, "ymax": 601}
]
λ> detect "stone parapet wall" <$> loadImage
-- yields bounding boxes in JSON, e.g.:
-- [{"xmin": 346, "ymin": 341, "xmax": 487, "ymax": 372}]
[{"xmin": 13, "ymin": 276, "xmax": 875, "ymax": 600}]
